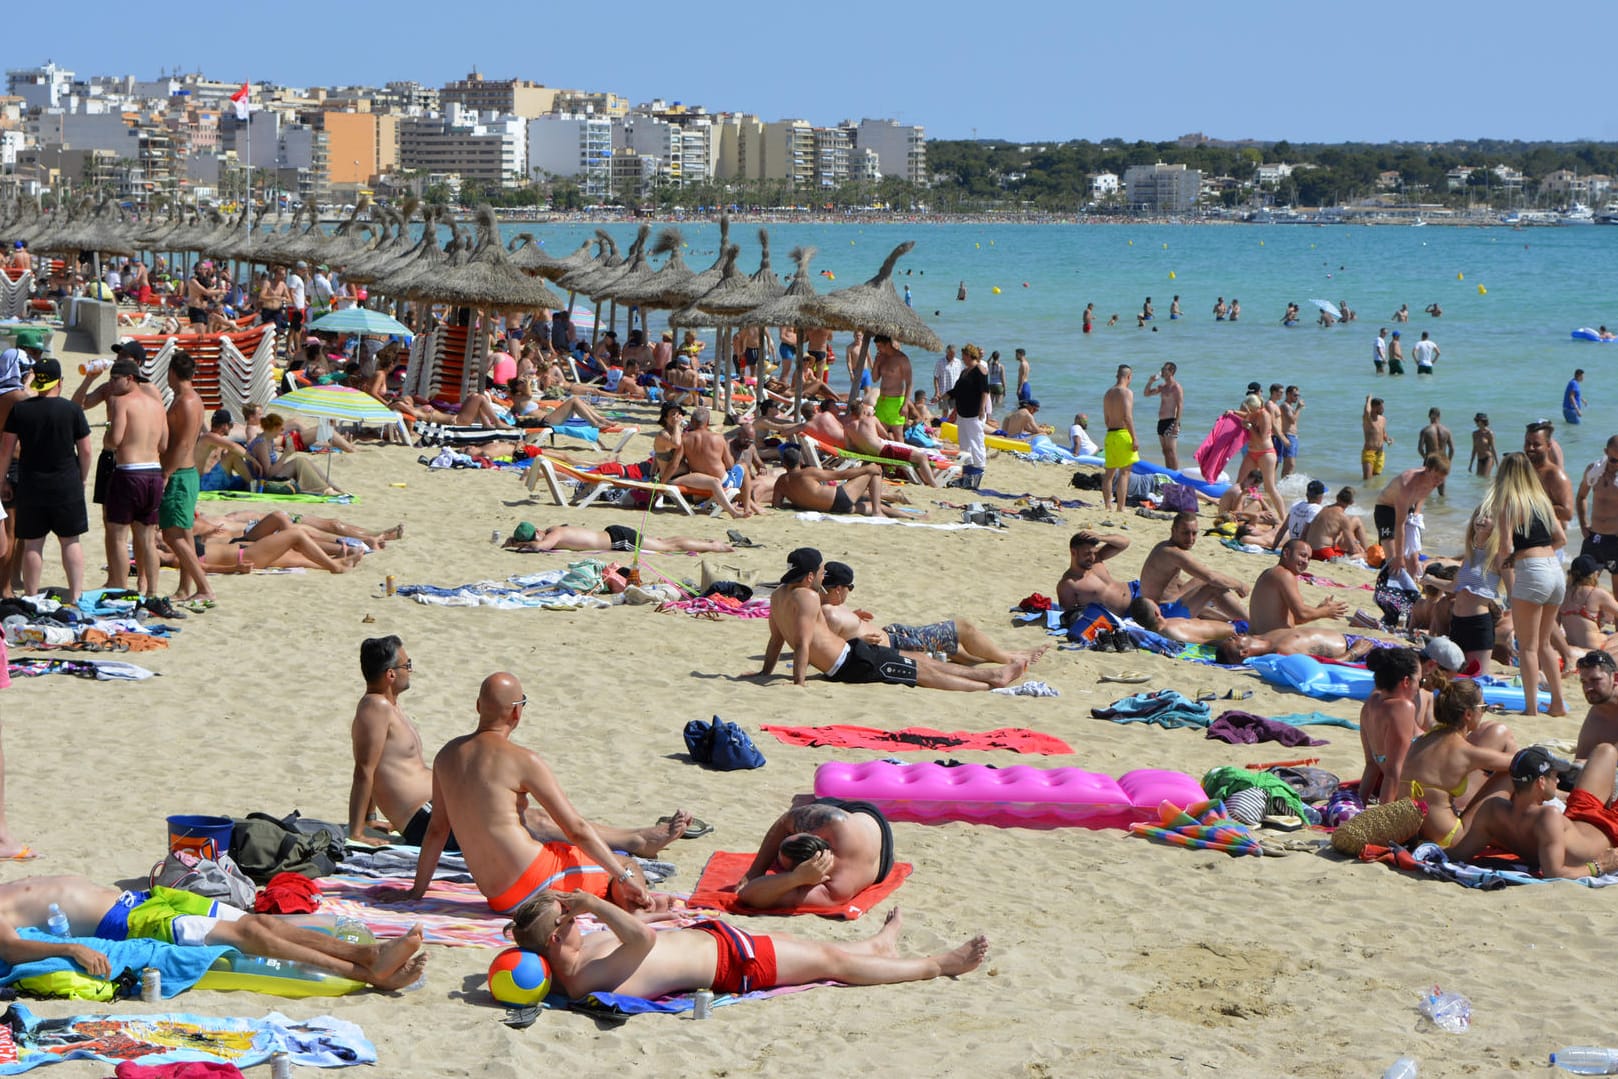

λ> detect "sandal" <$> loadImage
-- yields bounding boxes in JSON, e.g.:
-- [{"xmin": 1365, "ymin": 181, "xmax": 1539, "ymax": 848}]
[
  {"xmin": 1098, "ymin": 671, "xmax": 1152, "ymax": 685},
  {"xmin": 659, "ymin": 815, "xmax": 715, "ymax": 840},
  {"xmin": 725, "ymin": 530, "xmax": 761, "ymax": 548}
]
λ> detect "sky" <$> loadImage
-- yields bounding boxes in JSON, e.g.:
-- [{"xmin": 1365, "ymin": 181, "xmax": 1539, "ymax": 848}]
[{"xmin": 13, "ymin": 1, "xmax": 1615, "ymax": 144}]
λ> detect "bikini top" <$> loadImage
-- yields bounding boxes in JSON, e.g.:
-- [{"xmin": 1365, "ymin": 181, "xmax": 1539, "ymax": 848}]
[{"xmin": 1512, "ymin": 513, "xmax": 1553, "ymax": 551}]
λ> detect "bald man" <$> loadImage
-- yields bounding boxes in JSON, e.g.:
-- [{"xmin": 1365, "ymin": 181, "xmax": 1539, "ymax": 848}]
[{"xmin": 381, "ymin": 672, "xmax": 661, "ymax": 915}]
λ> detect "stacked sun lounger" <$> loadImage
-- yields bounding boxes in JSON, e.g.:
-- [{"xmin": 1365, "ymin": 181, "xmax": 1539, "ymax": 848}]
[
  {"xmin": 220, "ymin": 326, "xmax": 278, "ymax": 419},
  {"xmin": 128, "ymin": 324, "xmax": 273, "ymax": 412},
  {"xmin": 0, "ymin": 269, "xmax": 32, "ymax": 319}
]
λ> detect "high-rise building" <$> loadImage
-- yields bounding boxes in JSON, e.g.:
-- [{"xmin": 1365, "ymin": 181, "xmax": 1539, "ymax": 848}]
[
  {"xmin": 811, "ymin": 126, "xmax": 852, "ymax": 189},
  {"xmin": 615, "ymin": 115, "xmax": 682, "ymax": 186},
  {"xmin": 1123, "ymin": 162, "xmax": 1202, "ymax": 212},
  {"xmin": 439, "ymin": 72, "xmax": 559, "ymax": 119},
  {"xmin": 6, "ymin": 62, "xmax": 74, "ymax": 110},
  {"xmin": 400, "ymin": 105, "xmax": 527, "ymax": 188},
  {"xmin": 847, "ymin": 119, "xmax": 926, "ymax": 185},
  {"xmin": 527, "ymin": 114, "xmax": 612, "ymax": 199},
  {"xmin": 760, "ymin": 120, "xmax": 813, "ymax": 189}
]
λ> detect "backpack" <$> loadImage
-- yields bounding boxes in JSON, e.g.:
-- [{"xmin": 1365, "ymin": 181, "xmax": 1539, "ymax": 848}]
[
  {"xmin": 683, "ymin": 715, "xmax": 766, "ymax": 771},
  {"xmin": 229, "ymin": 811, "xmax": 345, "ymax": 884},
  {"xmin": 1160, "ymin": 482, "xmax": 1198, "ymax": 515},
  {"xmin": 149, "ymin": 848, "xmax": 258, "ymax": 909}
]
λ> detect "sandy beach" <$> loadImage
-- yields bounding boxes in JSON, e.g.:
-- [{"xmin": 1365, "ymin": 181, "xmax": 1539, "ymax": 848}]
[{"xmin": 5, "ymin": 378, "xmax": 1609, "ymax": 1079}]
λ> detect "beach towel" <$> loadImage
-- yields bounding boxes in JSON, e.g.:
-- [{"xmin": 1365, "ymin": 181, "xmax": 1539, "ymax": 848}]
[
  {"xmin": 545, "ymin": 981, "xmax": 826, "ymax": 1021},
  {"xmin": 660, "ymin": 596, "xmax": 773, "ymax": 619},
  {"xmin": 1193, "ymin": 414, "xmax": 1247, "ymax": 484},
  {"xmin": 4, "ymin": 658, "xmax": 155, "ymax": 681},
  {"xmin": 0, "ymin": 1004, "xmax": 373, "ymax": 1075},
  {"xmin": 113, "ymin": 1063, "xmax": 244, "ymax": 1078},
  {"xmin": 1126, "ymin": 799, "xmax": 1263, "ymax": 857},
  {"xmin": 311, "ymin": 876, "xmax": 511, "ymax": 948},
  {"xmin": 197, "ymin": 491, "xmax": 355, "ymax": 505},
  {"xmin": 688, "ymin": 851, "xmax": 912, "ymax": 920},
  {"xmin": 1359, "ymin": 841, "xmax": 1618, "ymax": 889},
  {"xmin": 1091, "ymin": 689, "xmax": 1211, "ymax": 729},
  {"xmin": 0, "ymin": 930, "xmax": 230, "ymax": 1001},
  {"xmin": 1206, "ymin": 710, "xmax": 1329, "ymax": 748},
  {"xmin": 758, "ymin": 725, "xmax": 1073, "ymax": 755}
]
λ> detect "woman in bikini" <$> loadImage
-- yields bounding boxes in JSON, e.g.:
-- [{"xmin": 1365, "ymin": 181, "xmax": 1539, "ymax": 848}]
[
  {"xmin": 246, "ymin": 414, "xmax": 343, "ymax": 496},
  {"xmin": 1399, "ymin": 678, "xmax": 1517, "ymax": 848},
  {"xmin": 1227, "ymin": 394, "xmax": 1285, "ymax": 523},
  {"xmin": 1560, "ymin": 554, "xmax": 1618, "ymax": 650},
  {"xmin": 1358, "ymin": 647, "xmax": 1423, "ymax": 805}
]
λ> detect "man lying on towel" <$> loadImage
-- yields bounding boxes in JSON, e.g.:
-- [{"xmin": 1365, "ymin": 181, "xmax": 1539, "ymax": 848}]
[
  {"xmin": 0, "ymin": 874, "xmax": 426, "ymax": 989},
  {"xmin": 1445, "ymin": 745, "xmax": 1618, "ymax": 878},
  {"xmin": 509, "ymin": 889, "xmax": 986, "ymax": 998},
  {"xmin": 737, "ymin": 798, "xmax": 895, "ymax": 910}
]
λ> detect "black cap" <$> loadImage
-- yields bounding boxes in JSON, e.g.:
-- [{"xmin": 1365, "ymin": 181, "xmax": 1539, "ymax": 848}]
[
  {"xmin": 1246, "ymin": 381, "xmax": 1262, "ymax": 394},
  {"xmin": 781, "ymin": 547, "xmax": 822, "ymax": 584},
  {"xmin": 30, "ymin": 357, "xmax": 62, "ymax": 389},
  {"xmin": 823, "ymin": 562, "xmax": 855, "ymax": 589},
  {"xmin": 117, "ymin": 341, "xmax": 147, "ymax": 365},
  {"xmin": 109, "ymin": 357, "xmax": 140, "ymax": 380},
  {"xmin": 1510, "ymin": 746, "xmax": 1562, "ymax": 785},
  {"xmin": 1572, "ymin": 554, "xmax": 1603, "ymax": 579},
  {"xmin": 1306, "ymin": 479, "xmax": 1327, "ymax": 498}
]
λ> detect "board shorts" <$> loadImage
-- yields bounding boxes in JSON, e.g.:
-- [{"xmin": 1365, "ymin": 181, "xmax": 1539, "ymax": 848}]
[
  {"xmin": 1362, "ymin": 448, "xmax": 1385, "ymax": 476},
  {"xmin": 882, "ymin": 619, "xmax": 959, "ymax": 656},
  {"xmin": 1448, "ymin": 611, "xmax": 1495, "ymax": 655},
  {"xmin": 692, "ymin": 920, "xmax": 778, "ymax": 993},
  {"xmin": 95, "ymin": 886, "xmax": 246, "ymax": 946},
  {"xmin": 1312, "ymin": 546, "xmax": 1345, "ymax": 561},
  {"xmin": 1156, "ymin": 418, "xmax": 1179, "ymax": 438},
  {"xmin": 874, "ymin": 394, "xmax": 905, "ymax": 428},
  {"xmin": 92, "ymin": 449, "xmax": 116, "ymax": 505},
  {"xmin": 15, "ymin": 482, "xmax": 88, "ymax": 540},
  {"xmin": 1279, "ymin": 434, "xmax": 1299, "ymax": 460},
  {"xmin": 1373, "ymin": 504, "xmax": 1397, "ymax": 542},
  {"xmin": 1104, "ymin": 428, "xmax": 1140, "ymax": 470},
  {"xmin": 1126, "ymin": 579, "xmax": 1189, "ymax": 620},
  {"xmin": 1581, "ymin": 532, "xmax": 1618, "ymax": 574},
  {"xmin": 1510, "ymin": 555, "xmax": 1566, "ymax": 606},
  {"xmin": 486, "ymin": 841, "xmax": 612, "ymax": 914},
  {"xmin": 1565, "ymin": 408, "xmax": 1583, "ymax": 426},
  {"xmin": 1565, "ymin": 788, "xmax": 1618, "ymax": 847},
  {"xmin": 605, "ymin": 524, "xmax": 641, "ymax": 552},
  {"xmin": 810, "ymin": 796, "xmax": 895, "ymax": 883},
  {"xmin": 104, "ymin": 465, "xmax": 164, "ymax": 526},
  {"xmin": 401, "ymin": 801, "xmax": 460, "ymax": 852},
  {"xmin": 827, "ymin": 639, "xmax": 918, "ymax": 687},
  {"xmin": 158, "ymin": 467, "xmax": 199, "ymax": 530}
]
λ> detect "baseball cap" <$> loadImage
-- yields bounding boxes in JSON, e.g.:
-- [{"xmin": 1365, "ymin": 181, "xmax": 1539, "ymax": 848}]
[
  {"xmin": 1392, "ymin": 331, "xmax": 1401, "ymax": 338},
  {"xmin": 1246, "ymin": 381, "xmax": 1262, "ymax": 394},
  {"xmin": 512, "ymin": 521, "xmax": 538, "ymax": 543},
  {"xmin": 1421, "ymin": 636, "xmax": 1464, "ymax": 672},
  {"xmin": 31, "ymin": 357, "xmax": 62, "ymax": 391},
  {"xmin": 823, "ymin": 561, "xmax": 855, "ymax": 589},
  {"xmin": 1572, "ymin": 554, "xmax": 1603, "ymax": 579},
  {"xmin": 1306, "ymin": 480, "xmax": 1327, "ymax": 498},
  {"xmin": 109, "ymin": 357, "xmax": 140, "ymax": 380},
  {"xmin": 1025, "ymin": 399, "xmax": 1040, "ymax": 409},
  {"xmin": 1510, "ymin": 746, "xmax": 1563, "ymax": 785},
  {"xmin": 780, "ymin": 547, "xmax": 823, "ymax": 584}
]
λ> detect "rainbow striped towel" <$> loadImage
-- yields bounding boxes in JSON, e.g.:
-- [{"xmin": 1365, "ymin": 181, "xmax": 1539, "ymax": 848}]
[{"xmin": 1127, "ymin": 799, "xmax": 1264, "ymax": 857}]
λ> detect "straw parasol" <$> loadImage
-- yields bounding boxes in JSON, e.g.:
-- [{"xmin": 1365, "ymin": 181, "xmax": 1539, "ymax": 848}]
[
  {"xmin": 741, "ymin": 245, "xmax": 828, "ymax": 415},
  {"xmin": 803, "ymin": 241, "xmax": 942, "ymax": 390},
  {"xmin": 555, "ymin": 230, "xmax": 623, "ymax": 294},
  {"xmin": 509, "ymin": 235, "xmax": 591, "ymax": 280},
  {"xmin": 344, "ymin": 198, "xmax": 421, "ymax": 284},
  {"xmin": 400, "ymin": 206, "xmax": 564, "ymax": 311},
  {"xmin": 371, "ymin": 206, "xmax": 458, "ymax": 299},
  {"xmin": 607, "ymin": 227, "xmax": 692, "ymax": 311}
]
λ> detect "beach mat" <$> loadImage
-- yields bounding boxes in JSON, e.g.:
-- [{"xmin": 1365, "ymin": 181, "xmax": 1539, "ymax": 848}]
[
  {"xmin": 313, "ymin": 876, "xmax": 510, "ymax": 948},
  {"xmin": 688, "ymin": 851, "xmax": 911, "ymax": 920},
  {"xmin": 759, "ymin": 724, "xmax": 1073, "ymax": 755},
  {"xmin": 199, "ymin": 491, "xmax": 356, "ymax": 505}
]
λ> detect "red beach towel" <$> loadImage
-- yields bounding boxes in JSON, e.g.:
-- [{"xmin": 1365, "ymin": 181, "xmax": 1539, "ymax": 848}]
[
  {"xmin": 758, "ymin": 724, "xmax": 1072, "ymax": 755},
  {"xmin": 689, "ymin": 850, "xmax": 911, "ymax": 920}
]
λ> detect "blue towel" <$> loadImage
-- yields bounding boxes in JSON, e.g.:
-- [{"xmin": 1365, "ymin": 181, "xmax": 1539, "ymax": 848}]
[
  {"xmin": 1091, "ymin": 689, "xmax": 1211, "ymax": 729},
  {"xmin": 1268, "ymin": 711, "xmax": 1361, "ymax": 730},
  {"xmin": 0, "ymin": 928, "xmax": 233, "ymax": 998}
]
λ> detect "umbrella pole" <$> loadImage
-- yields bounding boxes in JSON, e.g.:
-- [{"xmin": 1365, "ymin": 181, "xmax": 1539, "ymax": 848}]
[
  {"xmin": 791, "ymin": 322, "xmax": 805, "ymax": 418},
  {"xmin": 850, "ymin": 333, "xmax": 871, "ymax": 401},
  {"xmin": 590, "ymin": 299, "xmax": 602, "ymax": 349}
]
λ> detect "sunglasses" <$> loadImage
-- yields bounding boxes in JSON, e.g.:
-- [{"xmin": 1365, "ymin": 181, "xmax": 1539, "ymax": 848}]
[
  {"xmin": 514, "ymin": 695, "xmax": 528, "ymax": 709},
  {"xmin": 390, "ymin": 659, "xmax": 412, "ymax": 671},
  {"xmin": 1578, "ymin": 652, "xmax": 1616, "ymax": 670}
]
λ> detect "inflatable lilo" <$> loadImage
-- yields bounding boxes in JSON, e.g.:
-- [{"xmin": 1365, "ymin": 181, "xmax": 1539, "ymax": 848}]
[
  {"xmin": 813, "ymin": 760, "xmax": 1205, "ymax": 830},
  {"xmin": 1246, "ymin": 653, "xmax": 1550, "ymax": 711}
]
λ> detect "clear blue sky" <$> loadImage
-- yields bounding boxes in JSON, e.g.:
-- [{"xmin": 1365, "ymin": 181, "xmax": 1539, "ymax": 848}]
[{"xmin": 14, "ymin": 0, "xmax": 1613, "ymax": 143}]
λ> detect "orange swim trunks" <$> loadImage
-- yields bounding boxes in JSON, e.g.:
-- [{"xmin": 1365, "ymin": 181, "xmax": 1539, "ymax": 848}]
[
  {"xmin": 1564, "ymin": 789, "xmax": 1618, "ymax": 848},
  {"xmin": 485, "ymin": 842, "xmax": 612, "ymax": 914}
]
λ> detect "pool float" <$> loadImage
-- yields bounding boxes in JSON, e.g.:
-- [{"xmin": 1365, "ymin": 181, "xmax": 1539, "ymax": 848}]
[
  {"xmin": 1571, "ymin": 328, "xmax": 1617, "ymax": 343},
  {"xmin": 193, "ymin": 919, "xmax": 374, "ymax": 997},
  {"xmin": 1246, "ymin": 653, "xmax": 1550, "ymax": 710},
  {"xmin": 1074, "ymin": 455, "xmax": 1231, "ymax": 497},
  {"xmin": 937, "ymin": 422, "xmax": 1031, "ymax": 454},
  {"xmin": 813, "ymin": 760, "xmax": 1205, "ymax": 830}
]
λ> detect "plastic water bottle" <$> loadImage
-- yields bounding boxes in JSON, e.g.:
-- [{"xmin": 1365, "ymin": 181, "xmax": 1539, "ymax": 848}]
[
  {"xmin": 45, "ymin": 903, "xmax": 69, "ymax": 937},
  {"xmin": 1418, "ymin": 986, "xmax": 1470, "ymax": 1033},
  {"xmin": 1382, "ymin": 1058, "xmax": 1418, "ymax": 1079},
  {"xmin": 1551, "ymin": 1047, "xmax": 1618, "ymax": 1074}
]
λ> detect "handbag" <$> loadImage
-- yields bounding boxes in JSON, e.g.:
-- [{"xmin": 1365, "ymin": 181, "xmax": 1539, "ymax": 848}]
[
  {"xmin": 1160, "ymin": 482, "xmax": 1198, "ymax": 514},
  {"xmin": 149, "ymin": 849, "xmax": 257, "ymax": 909},
  {"xmin": 683, "ymin": 715, "xmax": 766, "ymax": 771}
]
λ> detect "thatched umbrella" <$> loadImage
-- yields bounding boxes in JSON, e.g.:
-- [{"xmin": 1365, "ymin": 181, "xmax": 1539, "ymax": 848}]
[
  {"xmin": 344, "ymin": 199, "xmax": 421, "ymax": 285},
  {"xmin": 803, "ymin": 241, "xmax": 942, "ymax": 395},
  {"xmin": 35, "ymin": 199, "xmax": 136, "ymax": 286},
  {"xmin": 743, "ymin": 246, "xmax": 834, "ymax": 416},
  {"xmin": 555, "ymin": 229, "xmax": 629, "ymax": 345},
  {"xmin": 509, "ymin": 235, "xmax": 591, "ymax": 281},
  {"xmin": 571, "ymin": 225, "xmax": 655, "ymax": 343},
  {"xmin": 372, "ymin": 206, "xmax": 458, "ymax": 303},
  {"xmin": 669, "ymin": 245, "xmax": 755, "ymax": 411}
]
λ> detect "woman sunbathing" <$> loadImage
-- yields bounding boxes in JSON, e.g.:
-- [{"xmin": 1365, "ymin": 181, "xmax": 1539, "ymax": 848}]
[
  {"xmin": 161, "ymin": 526, "xmax": 364, "ymax": 574},
  {"xmin": 248, "ymin": 414, "xmax": 344, "ymax": 496},
  {"xmin": 1398, "ymin": 678, "xmax": 1516, "ymax": 849},
  {"xmin": 196, "ymin": 509, "xmax": 403, "ymax": 552},
  {"xmin": 503, "ymin": 524, "xmax": 733, "ymax": 554}
]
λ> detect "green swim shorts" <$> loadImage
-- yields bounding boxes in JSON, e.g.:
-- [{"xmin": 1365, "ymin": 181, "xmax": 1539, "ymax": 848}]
[
  {"xmin": 874, "ymin": 394, "xmax": 905, "ymax": 427},
  {"xmin": 127, "ymin": 885, "xmax": 222, "ymax": 944},
  {"xmin": 158, "ymin": 467, "xmax": 200, "ymax": 530}
]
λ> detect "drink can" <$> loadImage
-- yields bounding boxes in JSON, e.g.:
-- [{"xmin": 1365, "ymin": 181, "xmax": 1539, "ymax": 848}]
[
  {"xmin": 384, "ymin": 574, "xmax": 396, "ymax": 596},
  {"xmin": 691, "ymin": 987, "xmax": 713, "ymax": 1020},
  {"xmin": 140, "ymin": 967, "xmax": 161, "ymax": 1002},
  {"xmin": 270, "ymin": 1052, "xmax": 293, "ymax": 1079},
  {"xmin": 490, "ymin": 529, "xmax": 502, "ymax": 545}
]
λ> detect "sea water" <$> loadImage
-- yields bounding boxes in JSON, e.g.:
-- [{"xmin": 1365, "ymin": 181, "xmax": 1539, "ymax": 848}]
[{"xmin": 495, "ymin": 220, "xmax": 1618, "ymax": 545}]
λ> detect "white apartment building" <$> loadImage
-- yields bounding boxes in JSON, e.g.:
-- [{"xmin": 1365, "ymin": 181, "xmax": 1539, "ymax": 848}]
[
  {"xmin": 614, "ymin": 115, "xmax": 682, "ymax": 186},
  {"xmin": 527, "ymin": 114, "xmax": 612, "ymax": 199},
  {"xmin": 401, "ymin": 104, "xmax": 527, "ymax": 188},
  {"xmin": 847, "ymin": 118, "xmax": 926, "ymax": 185},
  {"xmin": 6, "ymin": 62, "xmax": 74, "ymax": 110},
  {"xmin": 1123, "ymin": 162, "xmax": 1202, "ymax": 212},
  {"xmin": 1090, "ymin": 171, "xmax": 1119, "ymax": 197}
]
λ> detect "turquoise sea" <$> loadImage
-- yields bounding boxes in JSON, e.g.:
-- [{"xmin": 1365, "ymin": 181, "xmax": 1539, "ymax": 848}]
[{"xmin": 495, "ymin": 220, "xmax": 1618, "ymax": 545}]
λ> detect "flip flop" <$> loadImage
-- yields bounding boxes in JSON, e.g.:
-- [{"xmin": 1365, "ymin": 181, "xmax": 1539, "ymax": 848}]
[
  {"xmin": 0, "ymin": 846, "xmax": 38, "ymax": 862},
  {"xmin": 1197, "ymin": 690, "xmax": 1219, "ymax": 703},
  {"xmin": 659, "ymin": 816, "xmax": 714, "ymax": 840},
  {"xmin": 725, "ymin": 530, "xmax": 761, "ymax": 548},
  {"xmin": 1224, "ymin": 688, "xmax": 1254, "ymax": 701},
  {"xmin": 1098, "ymin": 671, "xmax": 1152, "ymax": 685}
]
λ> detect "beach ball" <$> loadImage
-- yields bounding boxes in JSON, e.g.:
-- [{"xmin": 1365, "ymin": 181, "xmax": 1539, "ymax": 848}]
[
  {"xmin": 992, "ymin": 286, "xmax": 1002, "ymax": 294},
  {"xmin": 488, "ymin": 948, "xmax": 551, "ymax": 1005}
]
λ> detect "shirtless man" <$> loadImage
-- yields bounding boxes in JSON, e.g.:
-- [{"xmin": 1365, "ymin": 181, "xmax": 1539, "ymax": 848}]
[
  {"xmin": 1213, "ymin": 625, "xmax": 1394, "ymax": 664},
  {"xmin": 104, "ymin": 358, "xmax": 169, "ymax": 602},
  {"xmin": 666, "ymin": 407, "xmax": 749, "ymax": 518},
  {"xmin": 1142, "ymin": 362, "xmax": 1183, "ymax": 470},
  {"xmin": 1417, "ymin": 408, "xmax": 1455, "ymax": 497},
  {"xmin": 739, "ymin": 796, "xmax": 894, "ymax": 909},
  {"xmin": 1576, "ymin": 435, "xmax": 1618, "ymax": 593},
  {"xmin": 1573, "ymin": 651, "xmax": 1618, "ymax": 758},
  {"xmin": 843, "ymin": 399, "xmax": 940, "ymax": 486},
  {"xmin": 510, "ymin": 890, "xmax": 986, "ymax": 1000},
  {"xmin": 158, "ymin": 351, "xmax": 211, "ymax": 603},
  {"xmin": 1278, "ymin": 385, "xmax": 1304, "ymax": 478},
  {"xmin": 1102, "ymin": 365, "xmax": 1138, "ymax": 514},
  {"xmin": 753, "ymin": 547, "xmax": 1028, "ymax": 691},
  {"xmin": 258, "ymin": 266, "xmax": 291, "ymax": 328},
  {"xmin": 999, "ymin": 399, "xmax": 1045, "ymax": 440},
  {"xmin": 818, "ymin": 561, "xmax": 1045, "ymax": 667},
  {"xmin": 347, "ymin": 637, "xmax": 689, "ymax": 857},
  {"xmin": 503, "ymin": 523, "xmax": 733, "ymax": 554},
  {"xmin": 1137, "ymin": 512, "xmax": 1249, "ymax": 620},
  {"xmin": 1304, "ymin": 487, "xmax": 1370, "ymax": 558},
  {"xmin": 1057, "ymin": 531, "xmax": 1133, "ymax": 614},
  {"xmin": 772, "ymin": 446, "xmax": 896, "ymax": 518},
  {"xmin": 0, "ymin": 874, "xmax": 426, "ymax": 990},
  {"xmin": 1387, "ymin": 330, "xmax": 1405, "ymax": 375},
  {"xmin": 1374, "ymin": 454, "xmax": 1449, "ymax": 579},
  {"xmin": 185, "ymin": 263, "xmax": 223, "ymax": 331},
  {"xmin": 1014, "ymin": 348, "xmax": 1032, "ymax": 404},
  {"xmin": 1446, "ymin": 746, "xmax": 1618, "ymax": 879},
  {"xmin": 869, "ymin": 336, "xmax": 912, "ymax": 442},
  {"xmin": 384, "ymin": 672, "xmax": 658, "ymax": 915},
  {"xmin": 1361, "ymin": 395, "xmax": 1393, "ymax": 480},
  {"xmin": 1525, "ymin": 419, "xmax": 1574, "ymax": 527},
  {"xmin": 1248, "ymin": 539, "xmax": 1349, "ymax": 634}
]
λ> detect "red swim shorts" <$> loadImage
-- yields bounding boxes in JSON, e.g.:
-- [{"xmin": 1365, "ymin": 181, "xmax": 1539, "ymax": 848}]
[
  {"xmin": 693, "ymin": 920, "xmax": 778, "ymax": 993},
  {"xmin": 1565, "ymin": 789, "xmax": 1618, "ymax": 848}
]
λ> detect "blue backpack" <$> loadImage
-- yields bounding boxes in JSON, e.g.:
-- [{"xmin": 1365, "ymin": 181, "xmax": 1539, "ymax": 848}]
[{"xmin": 684, "ymin": 715, "xmax": 766, "ymax": 771}]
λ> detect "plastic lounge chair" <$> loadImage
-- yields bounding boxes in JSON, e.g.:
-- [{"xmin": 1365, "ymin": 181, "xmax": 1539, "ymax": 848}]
[
  {"xmin": 523, "ymin": 456, "xmax": 700, "ymax": 515},
  {"xmin": 801, "ymin": 433, "xmax": 921, "ymax": 484}
]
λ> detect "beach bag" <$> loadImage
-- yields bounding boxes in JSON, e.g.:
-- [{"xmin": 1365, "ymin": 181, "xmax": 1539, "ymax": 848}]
[
  {"xmin": 559, "ymin": 558, "xmax": 608, "ymax": 593},
  {"xmin": 229, "ymin": 812, "xmax": 343, "ymax": 884},
  {"xmin": 149, "ymin": 849, "xmax": 257, "ymax": 909},
  {"xmin": 683, "ymin": 715, "xmax": 766, "ymax": 771},
  {"xmin": 1063, "ymin": 603, "xmax": 1117, "ymax": 644},
  {"xmin": 1160, "ymin": 482, "xmax": 1198, "ymax": 515},
  {"xmin": 961, "ymin": 502, "xmax": 1004, "ymax": 527},
  {"xmin": 1372, "ymin": 565, "xmax": 1420, "ymax": 629}
]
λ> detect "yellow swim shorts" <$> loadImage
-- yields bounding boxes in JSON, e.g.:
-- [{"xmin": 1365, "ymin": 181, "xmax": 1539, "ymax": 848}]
[
  {"xmin": 1361, "ymin": 448, "xmax": 1385, "ymax": 476},
  {"xmin": 1104, "ymin": 428, "xmax": 1140, "ymax": 470}
]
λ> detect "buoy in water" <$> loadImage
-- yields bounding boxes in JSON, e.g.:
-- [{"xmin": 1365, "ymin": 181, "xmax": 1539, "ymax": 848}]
[
  {"xmin": 992, "ymin": 286, "xmax": 1002, "ymax": 294},
  {"xmin": 1477, "ymin": 284, "xmax": 1487, "ymax": 295}
]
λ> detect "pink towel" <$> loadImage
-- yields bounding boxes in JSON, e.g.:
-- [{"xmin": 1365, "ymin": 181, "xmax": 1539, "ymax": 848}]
[{"xmin": 1194, "ymin": 414, "xmax": 1248, "ymax": 485}]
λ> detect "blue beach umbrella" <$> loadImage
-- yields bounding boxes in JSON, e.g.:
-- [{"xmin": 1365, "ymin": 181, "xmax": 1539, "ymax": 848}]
[{"xmin": 308, "ymin": 307, "xmax": 413, "ymax": 337}]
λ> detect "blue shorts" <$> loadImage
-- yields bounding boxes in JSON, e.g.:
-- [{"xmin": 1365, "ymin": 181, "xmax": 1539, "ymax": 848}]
[
  {"xmin": 1565, "ymin": 408, "xmax": 1582, "ymax": 425},
  {"xmin": 1128, "ymin": 580, "xmax": 1189, "ymax": 620},
  {"xmin": 1278, "ymin": 434, "xmax": 1299, "ymax": 459}
]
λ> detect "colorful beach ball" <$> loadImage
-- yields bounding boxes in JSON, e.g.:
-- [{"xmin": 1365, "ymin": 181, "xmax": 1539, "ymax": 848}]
[{"xmin": 488, "ymin": 947, "xmax": 551, "ymax": 1005}]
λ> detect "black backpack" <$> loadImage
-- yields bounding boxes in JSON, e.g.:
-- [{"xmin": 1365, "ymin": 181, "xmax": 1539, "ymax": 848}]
[{"xmin": 228, "ymin": 811, "xmax": 345, "ymax": 884}]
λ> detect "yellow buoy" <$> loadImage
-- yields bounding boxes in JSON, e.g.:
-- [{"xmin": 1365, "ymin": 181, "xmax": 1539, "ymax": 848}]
[
  {"xmin": 1161, "ymin": 243, "xmax": 1168, "ymax": 249},
  {"xmin": 992, "ymin": 286, "xmax": 1002, "ymax": 294},
  {"xmin": 975, "ymin": 243, "xmax": 980, "ymax": 249},
  {"xmin": 1457, "ymin": 272, "xmax": 1464, "ymax": 280},
  {"xmin": 1168, "ymin": 271, "xmax": 1176, "ymax": 279},
  {"xmin": 1477, "ymin": 284, "xmax": 1487, "ymax": 295}
]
